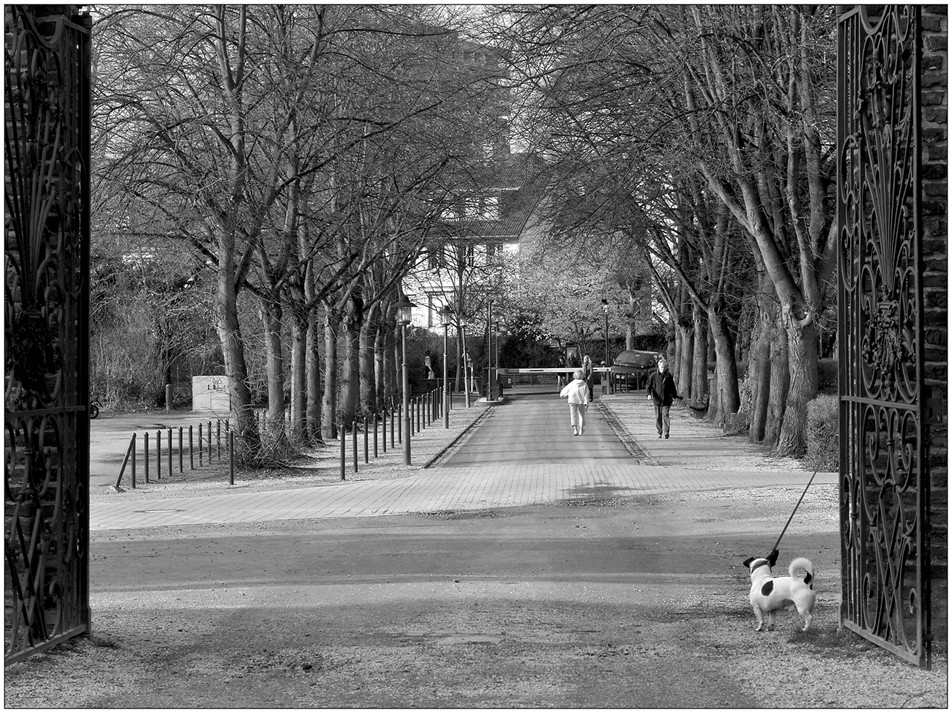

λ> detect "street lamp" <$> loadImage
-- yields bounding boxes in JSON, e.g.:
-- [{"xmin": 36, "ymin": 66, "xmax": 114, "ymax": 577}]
[
  {"xmin": 393, "ymin": 294, "xmax": 415, "ymax": 464},
  {"xmin": 440, "ymin": 305, "xmax": 454, "ymax": 428}
]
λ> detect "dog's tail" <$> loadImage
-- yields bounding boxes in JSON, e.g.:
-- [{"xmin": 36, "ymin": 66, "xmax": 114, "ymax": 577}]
[{"xmin": 788, "ymin": 557, "xmax": 814, "ymax": 589}]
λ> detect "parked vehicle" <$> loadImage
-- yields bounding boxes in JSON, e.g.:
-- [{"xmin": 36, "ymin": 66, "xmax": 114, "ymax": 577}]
[
  {"xmin": 89, "ymin": 398, "xmax": 102, "ymax": 419},
  {"xmin": 610, "ymin": 350, "xmax": 660, "ymax": 391}
]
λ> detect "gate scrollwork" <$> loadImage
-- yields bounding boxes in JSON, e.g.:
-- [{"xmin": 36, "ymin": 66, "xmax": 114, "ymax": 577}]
[
  {"xmin": 4, "ymin": 5, "xmax": 92, "ymax": 664},
  {"xmin": 837, "ymin": 5, "xmax": 930, "ymax": 668}
]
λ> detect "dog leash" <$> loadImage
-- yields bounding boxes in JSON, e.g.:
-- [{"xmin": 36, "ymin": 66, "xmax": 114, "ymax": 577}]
[{"xmin": 771, "ymin": 467, "xmax": 820, "ymax": 553}]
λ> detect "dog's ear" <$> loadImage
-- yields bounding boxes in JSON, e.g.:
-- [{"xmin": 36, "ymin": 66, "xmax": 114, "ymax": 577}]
[{"xmin": 742, "ymin": 557, "xmax": 755, "ymax": 568}]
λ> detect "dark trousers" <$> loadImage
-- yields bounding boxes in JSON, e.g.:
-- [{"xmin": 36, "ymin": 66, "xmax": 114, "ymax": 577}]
[{"xmin": 654, "ymin": 403, "xmax": 671, "ymax": 436}]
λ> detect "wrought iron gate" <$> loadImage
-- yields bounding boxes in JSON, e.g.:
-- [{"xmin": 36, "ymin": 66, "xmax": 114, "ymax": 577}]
[
  {"xmin": 836, "ymin": 6, "xmax": 931, "ymax": 668},
  {"xmin": 4, "ymin": 6, "xmax": 92, "ymax": 663}
]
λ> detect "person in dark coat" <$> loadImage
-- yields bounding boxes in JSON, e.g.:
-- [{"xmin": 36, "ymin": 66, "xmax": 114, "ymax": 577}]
[
  {"xmin": 646, "ymin": 357, "xmax": 680, "ymax": 438},
  {"xmin": 581, "ymin": 354, "xmax": 594, "ymax": 400}
]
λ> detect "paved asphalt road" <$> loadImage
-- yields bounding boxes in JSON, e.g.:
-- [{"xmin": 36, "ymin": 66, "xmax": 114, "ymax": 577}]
[{"xmin": 438, "ymin": 390, "xmax": 631, "ymax": 466}]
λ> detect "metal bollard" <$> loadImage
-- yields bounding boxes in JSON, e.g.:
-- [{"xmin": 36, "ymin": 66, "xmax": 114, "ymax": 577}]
[
  {"xmin": 178, "ymin": 427, "xmax": 184, "ymax": 473},
  {"xmin": 115, "ymin": 433, "xmax": 136, "ymax": 490},
  {"xmin": 189, "ymin": 425, "xmax": 194, "ymax": 470},
  {"xmin": 156, "ymin": 430, "xmax": 162, "ymax": 480},
  {"xmin": 198, "ymin": 424, "xmax": 203, "ymax": 466},
  {"xmin": 352, "ymin": 419, "xmax": 358, "ymax": 473},
  {"xmin": 217, "ymin": 420, "xmax": 221, "ymax": 461},
  {"xmin": 229, "ymin": 430, "xmax": 235, "ymax": 485},
  {"xmin": 208, "ymin": 420, "xmax": 212, "ymax": 463},
  {"xmin": 144, "ymin": 431, "xmax": 150, "ymax": 484},
  {"xmin": 168, "ymin": 428, "xmax": 173, "ymax": 477},
  {"xmin": 364, "ymin": 416, "xmax": 369, "ymax": 464},
  {"xmin": 382, "ymin": 411, "xmax": 387, "ymax": 454},
  {"xmin": 373, "ymin": 415, "xmax": 378, "ymax": 458}
]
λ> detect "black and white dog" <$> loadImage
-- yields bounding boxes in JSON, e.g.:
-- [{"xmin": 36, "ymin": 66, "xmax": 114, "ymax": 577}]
[{"xmin": 742, "ymin": 550, "xmax": 815, "ymax": 632}]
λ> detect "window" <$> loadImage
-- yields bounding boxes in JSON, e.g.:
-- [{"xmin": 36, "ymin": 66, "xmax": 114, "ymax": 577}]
[
  {"xmin": 463, "ymin": 196, "xmax": 480, "ymax": 218},
  {"xmin": 427, "ymin": 246, "xmax": 445, "ymax": 270},
  {"xmin": 481, "ymin": 195, "xmax": 499, "ymax": 220}
]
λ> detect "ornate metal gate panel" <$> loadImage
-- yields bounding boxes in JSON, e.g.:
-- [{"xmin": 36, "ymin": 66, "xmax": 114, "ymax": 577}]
[
  {"xmin": 4, "ymin": 6, "xmax": 92, "ymax": 663},
  {"xmin": 837, "ymin": 6, "xmax": 930, "ymax": 668}
]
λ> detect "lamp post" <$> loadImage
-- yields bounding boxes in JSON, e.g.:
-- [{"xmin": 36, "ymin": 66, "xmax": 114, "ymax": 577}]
[
  {"xmin": 440, "ymin": 305, "xmax": 454, "ymax": 428},
  {"xmin": 393, "ymin": 295, "xmax": 415, "ymax": 464}
]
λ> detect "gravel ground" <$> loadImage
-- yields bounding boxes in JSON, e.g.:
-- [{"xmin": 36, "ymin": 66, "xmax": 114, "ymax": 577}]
[
  {"xmin": 92, "ymin": 399, "xmax": 492, "ymax": 501},
  {"xmin": 6, "ymin": 397, "xmax": 948, "ymax": 708}
]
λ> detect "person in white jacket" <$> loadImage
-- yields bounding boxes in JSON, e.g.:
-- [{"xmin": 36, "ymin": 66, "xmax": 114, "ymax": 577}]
[{"xmin": 559, "ymin": 369, "xmax": 591, "ymax": 436}]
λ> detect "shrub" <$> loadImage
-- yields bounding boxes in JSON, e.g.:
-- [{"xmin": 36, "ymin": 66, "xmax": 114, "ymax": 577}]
[{"xmin": 805, "ymin": 394, "xmax": 838, "ymax": 472}]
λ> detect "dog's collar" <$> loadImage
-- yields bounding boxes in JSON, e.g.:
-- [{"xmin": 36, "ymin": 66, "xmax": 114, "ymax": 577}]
[{"xmin": 750, "ymin": 559, "xmax": 770, "ymax": 572}]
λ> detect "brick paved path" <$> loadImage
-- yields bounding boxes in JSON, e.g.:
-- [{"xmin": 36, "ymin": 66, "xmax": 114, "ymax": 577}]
[{"xmin": 90, "ymin": 392, "xmax": 835, "ymax": 531}]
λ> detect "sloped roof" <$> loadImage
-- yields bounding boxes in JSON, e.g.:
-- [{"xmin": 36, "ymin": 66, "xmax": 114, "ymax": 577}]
[{"xmin": 431, "ymin": 152, "xmax": 544, "ymax": 242}]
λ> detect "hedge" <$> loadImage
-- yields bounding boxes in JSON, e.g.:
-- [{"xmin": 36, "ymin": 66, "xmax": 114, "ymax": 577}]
[{"xmin": 805, "ymin": 393, "xmax": 838, "ymax": 472}]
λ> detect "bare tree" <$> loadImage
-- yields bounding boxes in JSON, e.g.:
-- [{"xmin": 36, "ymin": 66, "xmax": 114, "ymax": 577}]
[{"xmin": 485, "ymin": 4, "xmax": 836, "ymax": 453}]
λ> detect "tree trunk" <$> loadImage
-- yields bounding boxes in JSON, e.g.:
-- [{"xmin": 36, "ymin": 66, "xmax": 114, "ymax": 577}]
[
  {"xmin": 374, "ymin": 311, "xmax": 386, "ymax": 412},
  {"xmin": 763, "ymin": 313, "xmax": 789, "ymax": 449},
  {"xmin": 739, "ymin": 255, "xmax": 775, "ymax": 444},
  {"xmin": 215, "ymin": 236, "xmax": 258, "ymax": 459},
  {"xmin": 305, "ymin": 305, "xmax": 323, "ymax": 444},
  {"xmin": 691, "ymin": 302, "xmax": 708, "ymax": 404},
  {"xmin": 391, "ymin": 322, "xmax": 402, "ymax": 407},
  {"xmin": 626, "ymin": 294, "xmax": 638, "ymax": 350},
  {"xmin": 321, "ymin": 306, "xmax": 339, "ymax": 440},
  {"xmin": 259, "ymin": 297, "xmax": 288, "ymax": 450},
  {"xmin": 675, "ymin": 319, "xmax": 693, "ymax": 400},
  {"xmin": 289, "ymin": 310, "xmax": 307, "ymax": 446},
  {"xmin": 359, "ymin": 302, "xmax": 378, "ymax": 415},
  {"xmin": 745, "ymin": 309, "xmax": 772, "ymax": 443},
  {"xmin": 338, "ymin": 295, "xmax": 362, "ymax": 427},
  {"xmin": 707, "ymin": 304, "xmax": 739, "ymax": 426},
  {"xmin": 672, "ymin": 323, "xmax": 682, "ymax": 378},
  {"xmin": 454, "ymin": 326, "xmax": 462, "ymax": 393},
  {"xmin": 776, "ymin": 319, "xmax": 818, "ymax": 456}
]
